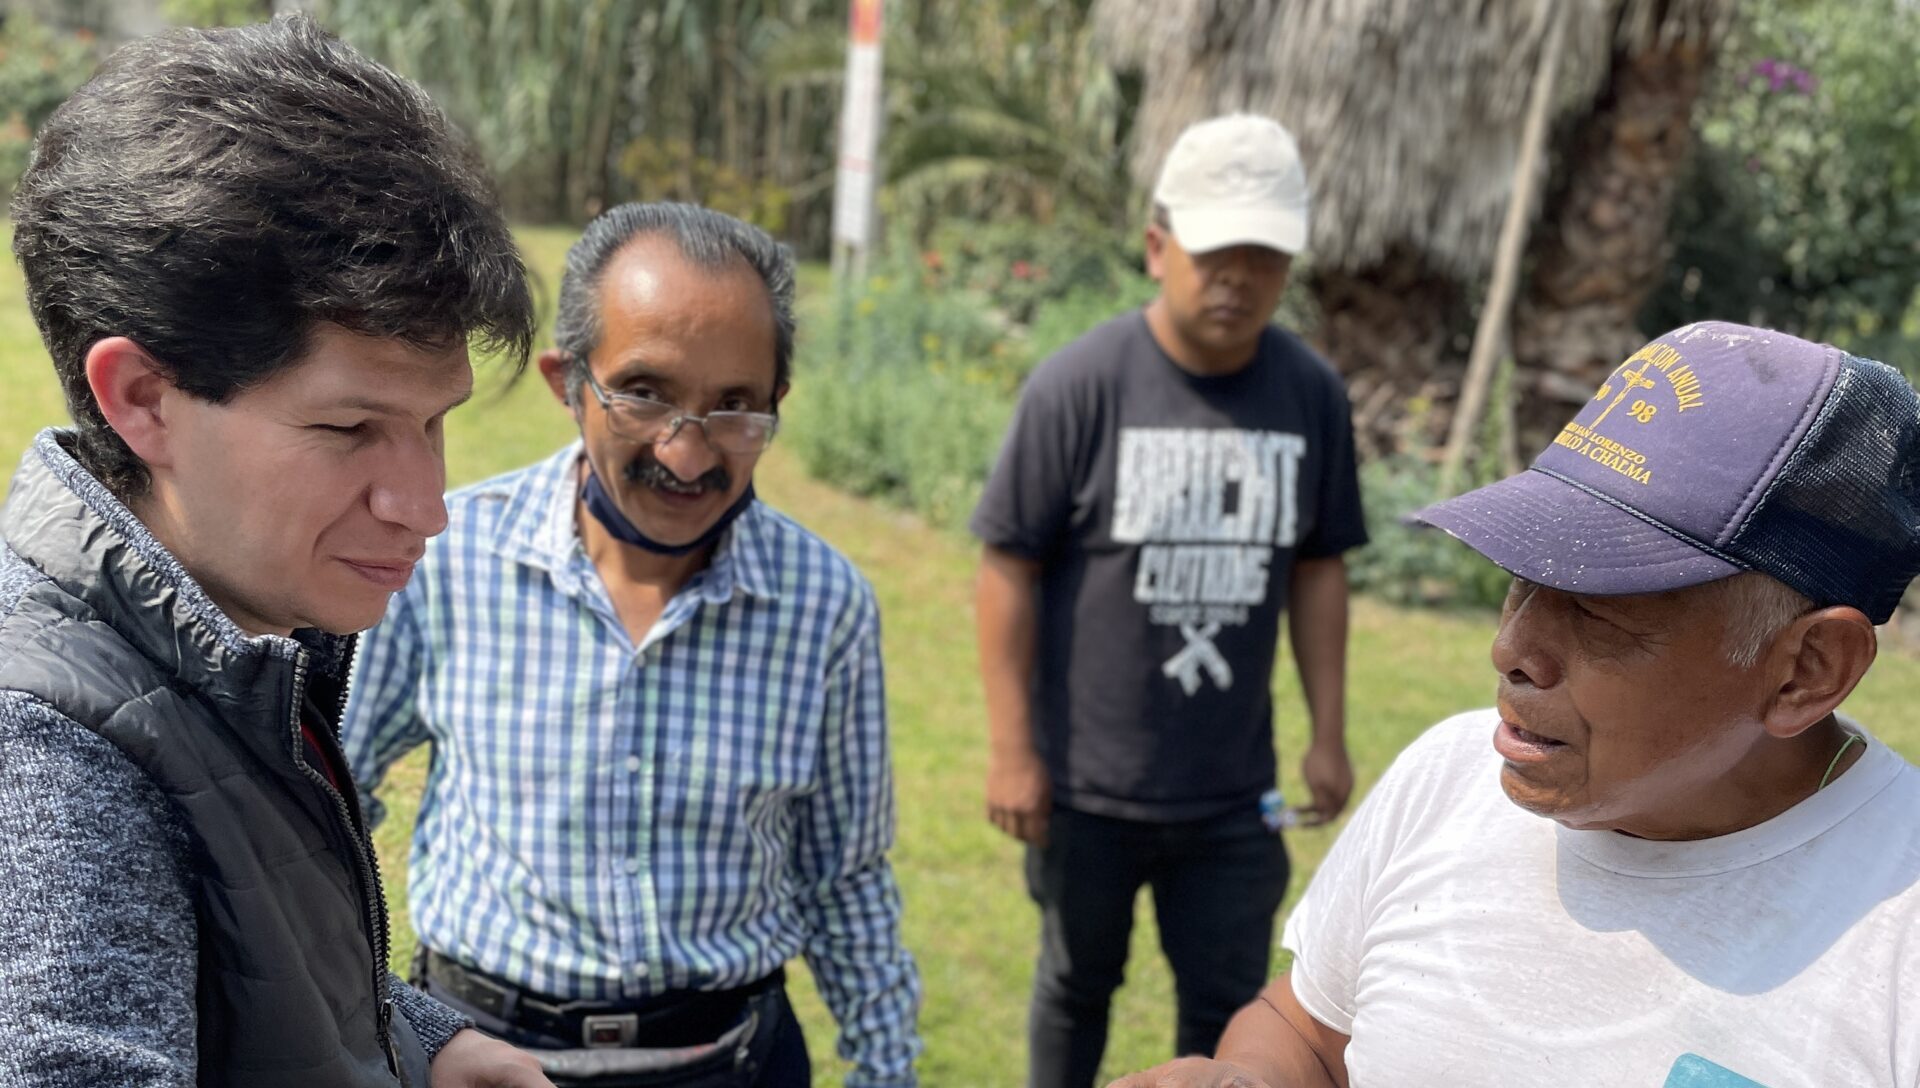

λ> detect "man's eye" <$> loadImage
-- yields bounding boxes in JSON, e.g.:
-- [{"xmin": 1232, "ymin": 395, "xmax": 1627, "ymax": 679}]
[
  {"xmin": 314, "ymin": 422, "xmax": 369, "ymax": 436},
  {"xmin": 620, "ymin": 387, "xmax": 668, "ymax": 404},
  {"xmin": 1571, "ymin": 602, "xmax": 1646, "ymax": 644},
  {"xmin": 1503, "ymin": 580, "xmax": 1534, "ymax": 611}
]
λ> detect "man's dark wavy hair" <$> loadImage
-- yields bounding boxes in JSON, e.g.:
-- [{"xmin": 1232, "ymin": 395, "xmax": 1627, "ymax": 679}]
[{"xmin": 10, "ymin": 14, "xmax": 535, "ymax": 496}]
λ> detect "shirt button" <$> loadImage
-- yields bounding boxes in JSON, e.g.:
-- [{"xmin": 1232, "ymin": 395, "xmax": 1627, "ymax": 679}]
[
  {"xmin": 625, "ymin": 857, "xmax": 641, "ymax": 875},
  {"xmin": 625, "ymin": 755, "xmax": 643, "ymax": 773}
]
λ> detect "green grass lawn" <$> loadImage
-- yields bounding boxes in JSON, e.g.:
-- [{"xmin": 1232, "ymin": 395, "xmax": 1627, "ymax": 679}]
[{"xmin": 3, "ymin": 223, "xmax": 1919, "ymax": 1085}]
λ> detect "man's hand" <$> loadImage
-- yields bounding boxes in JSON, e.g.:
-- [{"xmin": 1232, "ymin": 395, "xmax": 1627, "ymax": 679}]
[
  {"xmin": 986, "ymin": 742, "xmax": 1052, "ymax": 844},
  {"xmin": 1106, "ymin": 1058, "xmax": 1274, "ymax": 1088},
  {"xmin": 1287, "ymin": 555, "xmax": 1352, "ymax": 828},
  {"xmin": 429, "ymin": 1029, "xmax": 556, "ymax": 1087},
  {"xmin": 977, "ymin": 546, "xmax": 1048, "ymax": 845},
  {"xmin": 1297, "ymin": 737, "xmax": 1353, "ymax": 826},
  {"xmin": 1116, "ymin": 976, "xmax": 1345, "ymax": 1088}
]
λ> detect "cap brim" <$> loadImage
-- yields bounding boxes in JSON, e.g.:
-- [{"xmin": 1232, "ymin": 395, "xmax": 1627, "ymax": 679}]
[
  {"xmin": 1168, "ymin": 205, "xmax": 1306, "ymax": 255},
  {"xmin": 1407, "ymin": 469, "xmax": 1743, "ymax": 596}
]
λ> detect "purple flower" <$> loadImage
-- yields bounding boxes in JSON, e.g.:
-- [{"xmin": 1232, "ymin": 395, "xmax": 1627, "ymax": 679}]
[{"xmin": 1750, "ymin": 58, "xmax": 1817, "ymax": 96}]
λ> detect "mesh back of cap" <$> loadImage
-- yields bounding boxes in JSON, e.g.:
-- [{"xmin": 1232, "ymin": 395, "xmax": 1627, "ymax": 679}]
[{"xmin": 1729, "ymin": 354, "xmax": 1920, "ymax": 623}]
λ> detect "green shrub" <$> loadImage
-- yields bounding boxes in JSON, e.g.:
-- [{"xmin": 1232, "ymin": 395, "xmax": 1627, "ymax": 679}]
[
  {"xmin": 161, "ymin": 0, "xmax": 271, "ymax": 25},
  {"xmin": 1022, "ymin": 273, "xmax": 1160, "ymax": 364},
  {"xmin": 0, "ymin": 15, "xmax": 99, "ymax": 203},
  {"xmin": 616, "ymin": 137, "xmax": 791, "ymax": 234},
  {"xmin": 1347, "ymin": 361, "xmax": 1516, "ymax": 612},
  {"xmin": 788, "ymin": 251, "xmax": 1021, "ymax": 531},
  {"xmin": 1345, "ymin": 452, "xmax": 1511, "ymax": 611},
  {"xmin": 789, "ymin": 211, "xmax": 1195, "ymax": 532},
  {"xmin": 1651, "ymin": 0, "xmax": 1920, "ymax": 370},
  {"xmin": 923, "ymin": 216, "xmax": 1140, "ymax": 326}
]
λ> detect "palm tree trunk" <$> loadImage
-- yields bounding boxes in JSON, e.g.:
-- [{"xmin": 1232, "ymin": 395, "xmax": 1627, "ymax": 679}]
[
  {"xmin": 718, "ymin": 0, "xmax": 738, "ymax": 176},
  {"xmin": 1511, "ymin": 33, "xmax": 1715, "ymax": 445},
  {"xmin": 1308, "ymin": 244, "xmax": 1469, "ymax": 459}
]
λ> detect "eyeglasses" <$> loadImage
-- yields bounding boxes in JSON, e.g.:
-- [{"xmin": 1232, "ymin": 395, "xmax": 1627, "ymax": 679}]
[{"xmin": 579, "ymin": 366, "xmax": 780, "ymax": 454}]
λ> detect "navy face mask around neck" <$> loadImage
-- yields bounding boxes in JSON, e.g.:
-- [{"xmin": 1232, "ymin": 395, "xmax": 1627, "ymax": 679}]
[{"xmin": 581, "ymin": 464, "xmax": 756, "ymax": 557}]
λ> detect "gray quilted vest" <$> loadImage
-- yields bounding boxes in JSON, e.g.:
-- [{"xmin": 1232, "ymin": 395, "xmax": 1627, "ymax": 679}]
[{"xmin": 0, "ymin": 432, "xmax": 433, "ymax": 1087}]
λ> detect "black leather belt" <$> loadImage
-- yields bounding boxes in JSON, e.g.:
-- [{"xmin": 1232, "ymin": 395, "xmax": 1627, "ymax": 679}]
[{"xmin": 422, "ymin": 949, "xmax": 784, "ymax": 1050}]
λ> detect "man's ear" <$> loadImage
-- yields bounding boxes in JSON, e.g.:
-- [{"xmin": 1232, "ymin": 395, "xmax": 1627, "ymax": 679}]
[
  {"xmin": 85, "ymin": 337, "xmax": 178, "ymax": 471},
  {"xmin": 536, "ymin": 348, "xmax": 579, "ymax": 416},
  {"xmin": 1144, "ymin": 224, "xmax": 1168, "ymax": 282},
  {"xmin": 773, "ymin": 381, "xmax": 790, "ymax": 412},
  {"xmin": 1759, "ymin": 606, "xmax": 1877, "ymax": 739}
]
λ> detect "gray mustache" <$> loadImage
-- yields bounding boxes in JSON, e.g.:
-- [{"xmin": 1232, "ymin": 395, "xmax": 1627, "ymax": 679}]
[{"xmin": 622, "ymin": 455, "xmax": 730, "ymax": 494}]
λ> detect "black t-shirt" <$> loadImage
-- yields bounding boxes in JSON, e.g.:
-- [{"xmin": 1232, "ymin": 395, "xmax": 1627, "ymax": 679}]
[{"xmin": 971, "ymin": 311, "xmax": 1367, "ymax": 821}]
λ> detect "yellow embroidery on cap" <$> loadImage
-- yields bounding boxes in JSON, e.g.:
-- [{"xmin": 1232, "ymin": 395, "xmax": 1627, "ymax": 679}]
[
  {"xmin": 1551, "ymin": 341, "xmax": 1712, "ymax": 486},
  {"xmin": 1592, "ymin": 350, "xmax": 1661, "ymax": 428},
  {"xmin": 1552, "ymin": 421, "xmax": 1652, "ymax": 485},
  {"xmin": 1600, "ymin": 341, "xmax": 1709, "ymax": 418}
]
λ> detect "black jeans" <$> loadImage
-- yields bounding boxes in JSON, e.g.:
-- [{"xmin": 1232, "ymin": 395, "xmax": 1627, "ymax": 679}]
[{"xmin": 1024, "ymin": 804, "xmax": 1291, "ymax": 1088}]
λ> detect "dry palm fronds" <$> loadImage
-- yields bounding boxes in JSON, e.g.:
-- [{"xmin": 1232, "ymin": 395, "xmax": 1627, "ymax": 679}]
[{"xmin": 1095, "ymin": 0, "xmax": 1731, "ymax": 277}]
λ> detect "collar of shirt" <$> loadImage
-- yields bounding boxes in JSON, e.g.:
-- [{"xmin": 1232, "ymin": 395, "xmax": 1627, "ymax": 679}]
[{"xmin": 484, "ymin": 441, "xmax": 780, "ymax": 605}]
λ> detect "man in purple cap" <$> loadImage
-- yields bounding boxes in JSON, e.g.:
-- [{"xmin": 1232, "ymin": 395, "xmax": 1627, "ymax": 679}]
[
  {"xmin": 1109, "ymin": 321, "xmax": 1920, "ymax": 1088},
  {"xmin": 971, "ymin": 113, "xmax": 1368, "ymax": 1086}
]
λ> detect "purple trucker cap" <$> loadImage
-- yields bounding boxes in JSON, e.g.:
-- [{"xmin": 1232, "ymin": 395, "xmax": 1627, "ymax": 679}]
[{"xmin": 1410, "ymin": 321, "xmax": 1920, "ymax": 623}]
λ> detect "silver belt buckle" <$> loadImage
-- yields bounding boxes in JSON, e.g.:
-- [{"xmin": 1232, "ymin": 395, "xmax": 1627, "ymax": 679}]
[{"xmin": 582, "ymin": 1012, "xmax": 640, "ymax": 1049}]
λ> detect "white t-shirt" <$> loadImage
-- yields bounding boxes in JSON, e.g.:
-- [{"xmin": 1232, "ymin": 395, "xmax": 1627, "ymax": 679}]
[{"xmin": 1282, "ymin": 709, "xmax": 1920, "ymax": 1088}]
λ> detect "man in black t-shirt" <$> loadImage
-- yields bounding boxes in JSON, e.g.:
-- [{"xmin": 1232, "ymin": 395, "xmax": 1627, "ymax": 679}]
[{"xmin": 970, "ymin": 113, "xmax": 1368, "ymax": 1088}]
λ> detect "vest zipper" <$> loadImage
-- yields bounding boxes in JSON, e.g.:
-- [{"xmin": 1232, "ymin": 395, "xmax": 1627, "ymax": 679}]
[
  {"xmin": 289, "ymin": 647, "xmax": 402, "ymax": 1081},
  {"xmin": 379, "ymin": 995, "xmax": 400, "ymax": 1078}
]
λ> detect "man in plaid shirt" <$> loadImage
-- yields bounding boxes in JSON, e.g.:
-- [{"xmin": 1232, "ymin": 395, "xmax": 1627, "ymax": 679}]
[{"xmin": 341, "ymin": 203, "xmax": 921, "ymax": 1088}]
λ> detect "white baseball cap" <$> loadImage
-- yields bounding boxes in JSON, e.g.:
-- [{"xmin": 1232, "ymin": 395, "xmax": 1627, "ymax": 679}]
[{"xmin": 1152, "ymin": 113, "xmax": 1311, "ymax": 255}]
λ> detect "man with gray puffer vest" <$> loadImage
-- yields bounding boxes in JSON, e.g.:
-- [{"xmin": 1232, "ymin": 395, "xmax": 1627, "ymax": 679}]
[{"xmin": 0, "ymin": 16, "xmax": 552, "ymax": 1088}]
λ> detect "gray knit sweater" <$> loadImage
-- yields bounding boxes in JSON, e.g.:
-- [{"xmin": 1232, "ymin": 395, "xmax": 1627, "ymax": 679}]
[{"xmin": 0, "ymin": 508, "xmax": 468, "ymax": 1084}]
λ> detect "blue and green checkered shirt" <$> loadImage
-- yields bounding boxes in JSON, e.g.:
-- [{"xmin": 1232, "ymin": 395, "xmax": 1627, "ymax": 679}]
[{"xmin": 341, "ymin": 444, "xmax": 920, "ymax": 1085}]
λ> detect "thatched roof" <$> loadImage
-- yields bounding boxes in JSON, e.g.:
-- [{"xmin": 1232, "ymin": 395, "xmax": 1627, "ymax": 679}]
[{"xmin": 1095, "ymin": 0, "xmax": 1732, "ymax": 278}]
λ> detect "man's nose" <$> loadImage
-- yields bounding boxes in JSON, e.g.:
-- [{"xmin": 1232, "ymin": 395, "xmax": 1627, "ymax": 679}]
[
  {"xmin": 1490, "ymin": 587, "xmax": 1563, "ymax": 689},
  {"xmin": 1209, "ymin": 250, "xmax": 1249, "ymax": 282},
  {"xmin": 653, "ymin": 416, "xmax": 723, "ymax": 479},
  {"xmin": 369, "ymin": 434, "xmax": 449, "ymax": 538}
]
